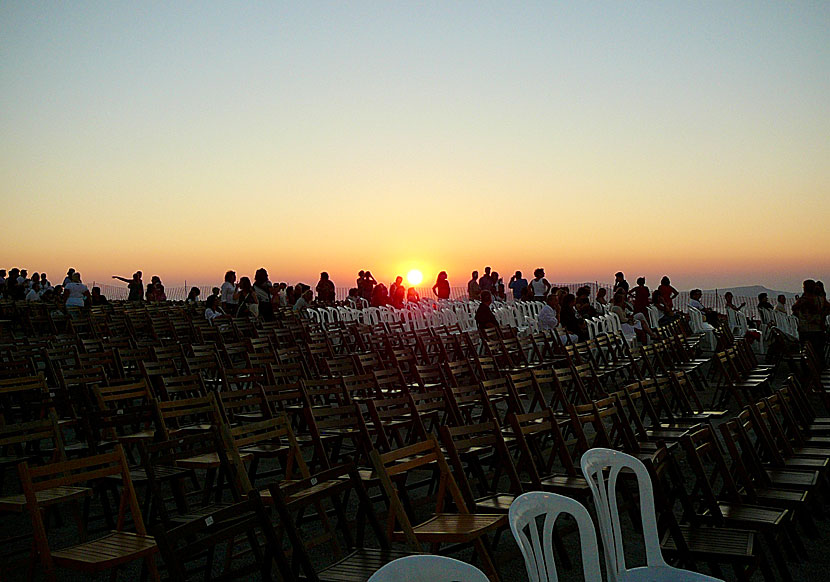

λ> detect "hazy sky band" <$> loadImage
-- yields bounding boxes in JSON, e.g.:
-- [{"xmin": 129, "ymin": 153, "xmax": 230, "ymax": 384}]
[{"xmin": 1, "ymin": 2, "xmax": 827, "ymax": 291}]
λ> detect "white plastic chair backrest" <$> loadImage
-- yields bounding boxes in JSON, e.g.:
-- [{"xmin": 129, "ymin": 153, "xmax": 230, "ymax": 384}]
[
  {"xmin": 306, "ymin": 308, "xmax": 323, "ymax": 324},
  {"xmin": 646, "ymin": 305, "xmax": 659, "ymax": 329},
  {"xmin": 726, "ymin": 308, "xmax": 738, "ymax": 333},
  {"xmin": 585, "ymin": 318, "xmax": 599, "ymax": 340},
  {"xmin": 734, "ymin": 311, "xmax": 749, "ymax": 336},
  {"xmin": 607, "ymin": 312, "xmax": 622, "ymax": 335},
  {"xmin": 580, "ymin": 448, "xmax": 724, "ymax": 582},
  {"xmin": 508, "ymin": 491, "xmax": 602, "ymax": 582},
  {"xmin": 581, "ymin": 448, "xmax": 663, "ymax": 581},
  {"xmin": 688, "ymin": 307, "xmax": 699, "ymax": 331},
  {"xmin": 366, "ymin": 554, "xmax": 489, "ymax": 582}
]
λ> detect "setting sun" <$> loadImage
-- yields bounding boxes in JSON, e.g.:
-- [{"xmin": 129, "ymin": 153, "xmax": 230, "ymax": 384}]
[{"xmin": 406, "ymin": 269, "xmax": 423, "ymax": 286}]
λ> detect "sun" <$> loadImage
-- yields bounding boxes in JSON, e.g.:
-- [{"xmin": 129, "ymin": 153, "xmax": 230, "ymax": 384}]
[{"xmin": 406, "ymin": 269, "xmax": 423, "ymax": 286}]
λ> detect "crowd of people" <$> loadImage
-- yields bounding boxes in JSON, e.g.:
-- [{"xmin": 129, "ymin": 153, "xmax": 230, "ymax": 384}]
[{"xmin": 2, "ymin": 264, "xmax": 827, "ymax": 363}]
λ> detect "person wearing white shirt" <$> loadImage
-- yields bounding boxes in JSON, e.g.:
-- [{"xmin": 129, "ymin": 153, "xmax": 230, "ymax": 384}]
[
  {"xmin": 538, "ymin": 295, "xmax": 560, "ymax": 331},
  {"xmin": 25, "ymin": 284, "xmax": 41, "ymax": 302},
  {"xmin": 64, "ymin": 273, "xmax": 89, "ymax": 307},
  {"xmin": 221, "ymin": 270, "xmax": 238, "ymax": 313},
  {"xmin": 538, "ymin": 294, "xmax": 577, "ymax": 344},
  {"xmin": 204, "ymin": 296, "xmax": 227, "ymax": 325}
]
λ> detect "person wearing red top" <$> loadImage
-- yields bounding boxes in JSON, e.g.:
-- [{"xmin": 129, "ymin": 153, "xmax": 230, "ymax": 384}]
[
  {"xmin": 657, "ymin": 276, "xmax": 678, "ymax": 311},
  {"xmin": 630, "ymin": 277, "xmax": 650, "ymax": 315}
]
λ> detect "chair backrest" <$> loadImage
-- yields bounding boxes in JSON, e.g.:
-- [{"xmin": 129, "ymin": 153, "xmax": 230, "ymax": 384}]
[
  {"xmin": 508, "ymin": 491, "xmax": 602, "ymax": 582},
  {"xmin": 152, "ymin": 491, "xmax": 293, "ymax": 581},
  {"xmin": 580, "ymin": 447, "xmax": 667, "ymax": 581},
  {"xmin": 367, "ymin": 554, "xmax": 489, "ymax": 582}
]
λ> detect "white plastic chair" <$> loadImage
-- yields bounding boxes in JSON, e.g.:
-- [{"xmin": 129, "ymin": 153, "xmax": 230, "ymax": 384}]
[
  {"xmin": 508, "ymin": 491, "xmax": 602, "ymax": 582},
  {"xmin": 366, "ymin": 554, "xmax": 489, "ymax": 582},
  {"xmin": 580, "ymin": 448, "xmax": 724, "ymax": 582},
  {"xmin": 646, "ymin": 305, "xmax": 660, "ymax": 329}
]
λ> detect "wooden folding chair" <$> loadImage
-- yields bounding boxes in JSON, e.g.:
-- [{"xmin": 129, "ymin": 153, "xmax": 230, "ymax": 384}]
[
  {"xmin": 370, "ymin": 437, "xmax": 506, "ymax": 581},
  {"xmin": 19, "ymin": 445, "xmax": 159, "ymax": 581}
]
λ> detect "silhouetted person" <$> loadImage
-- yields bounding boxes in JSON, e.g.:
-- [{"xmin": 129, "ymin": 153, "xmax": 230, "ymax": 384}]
[
  {"xmin": 113, "ymin": 271, "xmax": 143, "ymax": 301},
  {"xmin": 467, "ymin": 271, "xmax": 481, "ymax": 301},
  {"xmin": 475, "ymin": 290, "xmax": 498, "ymax": 332},
  {"xmin": 508, "ymin": 271, "xmax": 528, "ymax": 301},
  {"xmin": 389, "ymin": 276, "xmax": 405, "ymax": 308},
  {"xmin": 432, "ymin": 271, "xmax": 450, "ymax": 300},
  {"xmin": 316, "ymin": 272, "xmax": 336, "ymax": 303}
]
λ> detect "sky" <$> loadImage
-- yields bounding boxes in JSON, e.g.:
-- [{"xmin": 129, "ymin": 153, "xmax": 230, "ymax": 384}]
[{"xmin": 1, "ymin": 2, "xmax": 828, "ymax": 292}]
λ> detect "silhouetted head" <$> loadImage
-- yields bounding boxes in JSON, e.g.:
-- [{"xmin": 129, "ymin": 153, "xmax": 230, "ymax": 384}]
[
  {"xmin": 225, "ymin": 270, "xmax": 236, "ymax": 283},
  {"xmin": 661, "ymin": 276, "xmax": 670, "ymax": 286},
  {"xmin": 637, "ymin": 277, "xmax": 645, "ymax": 286},
  {"xmin": 481, "ymin": 290, "xmax": 493, "ymax": 305}
]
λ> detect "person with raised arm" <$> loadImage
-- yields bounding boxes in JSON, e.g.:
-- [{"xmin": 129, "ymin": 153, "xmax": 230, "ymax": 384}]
[{"xmin": 112, "ymin": 271, "xmax": 143, "ymax": 301}]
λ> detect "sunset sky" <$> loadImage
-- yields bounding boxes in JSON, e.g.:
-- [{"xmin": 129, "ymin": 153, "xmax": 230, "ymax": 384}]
[{"xmin": 2, "ymin": 2, "xmax": 828, "ymax": 292}]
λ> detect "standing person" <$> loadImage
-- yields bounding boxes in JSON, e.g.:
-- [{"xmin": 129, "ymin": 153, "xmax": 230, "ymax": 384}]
[
  {"xmin": 467, "ymin": 271, "xmax": 481, "ymax": 301},
  {"xmin": 63, "ymin": 268, "xmax": 75, "ymax": 286},
  {"xmin": 432, "ymin": 271, "xmax": 451, "ymax": 300},
  {"xmin": 508, "ymin": 271, "xmax": 528, "ymax": 301},
  {"xmin": 234, "ymin": 277, "xmax": 259, "ymax": 318},
  {"xmin": 148, "ymin": 276, "xmax": 166, "ymax": 301},
  {"xmin": 479, "ymin": 267, "xmax": 494, "ymax": 294},
  {"xmin": 64, "ymin": 272, "xmax": 90, "ymax": 307},
  {"xmin": 491, "ymin": 271, "xmax": 505, "ymax": 301},
  {"xmin": 316, "ymin": 272, "xmax": 336, "ymax": 304},
  {"xmin": 529, "ymin": 268, "xmax": 551, "ymax": 301},
  {"xmin": 359, "ymin": 271, "xmax": 377, "ymax": 302},
  {"xmin": 657, "ymin": 276, "xmax": 679, "ymax": 312},
  {"xmin": 389, "ymin": 276, "xmax": 406, "ymax": 308},
  {"xmin": 253, "ymin": 268, "xmax": 275, "ymax": 321},
  {"xmin": 221, "ymin": 270, "xmax": 238, "ymax": 314},
  {"xmin": 629, "ymin": 277, "xmax": 650, "ymax": 315},
  {"xmin": 613, "ymin": 272, "xmax": 630, "ymax": 295},
  {"xmin": 113, "ymin": 271, "xmax": 143, "ymax": 301},
  {"xmin": 475, "ymin": 290, "xmax": 499, "ymax": 332},
  {"xmin": 792, "ymin": 279, "xmax": 829, "ymax": 369}
]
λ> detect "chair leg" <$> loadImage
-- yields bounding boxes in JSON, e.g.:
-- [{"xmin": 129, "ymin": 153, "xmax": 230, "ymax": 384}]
[
  {"xmin": 764, "ymin": 532, "xmax": 793, "ymax": 582},
  {"xmin": 473, "ymin": 537, "xmax": 500, "ymax": 582}
]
